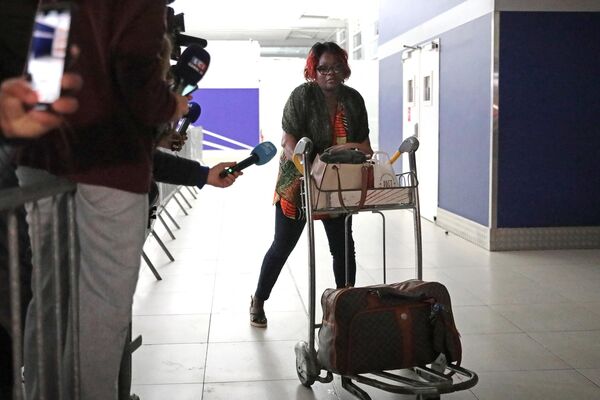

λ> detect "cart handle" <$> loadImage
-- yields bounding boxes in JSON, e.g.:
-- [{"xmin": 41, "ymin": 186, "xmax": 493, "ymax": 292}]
[
  {"xmin": 293, "ymin": 137, "xmax": 314, "ymax": 174},
  {"xmin": 399, "ymin": 135, "xmax": 420, "ymax": 154}
]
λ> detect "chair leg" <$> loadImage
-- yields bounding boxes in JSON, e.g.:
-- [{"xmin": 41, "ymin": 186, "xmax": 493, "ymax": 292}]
[
  {"xmin": 151, "ymin": 231, "xmax": 174, "ymax": 262},
  {"xmin": 173, "ymin": 196, "xmax": 188, "ymax": 215},
  {"xmin": 177, "ymin": 188, "xmax": 193, "ymax": 209},
  {"xmin": 118, "ymin": 322, "xmax": 143, "ymax": 400},
  {"xmin": 186, "ymin": 186, "xmax": 197, "ymax": 199},
  {"xmin": 158, "ymin": 214, "xmax": 175, "ymax": 240},
  {"xmin": 162, "ymin": 209, "xmax": 180, "ymax": 229},
  {"xmin": 142, "ymin": 251, "xmax": 162, "ymax": 281}
]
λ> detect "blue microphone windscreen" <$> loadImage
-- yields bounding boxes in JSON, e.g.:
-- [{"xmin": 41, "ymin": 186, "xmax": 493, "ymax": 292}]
[
  {"xmin": 186, "ymin": 102, "xmax": 201, "ymax": 122},
  {"xmin": 252, "ymin": 142, "xmax": 278, "ymax": 165}
]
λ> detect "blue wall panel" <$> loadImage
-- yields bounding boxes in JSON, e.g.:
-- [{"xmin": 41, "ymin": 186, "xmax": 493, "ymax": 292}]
[
  {"xmin": 378, "ymin": 53, "xmax": 404, "ymax": 158},
  {"xmin": 191, "ymin": 88, "xmax": 260, "ymax": 150},
  {"xmin": 378, "ymin": 13, "xmax": 492, "ymax": 226},
  {"xmin": 497, "ymin": 12, "xmax": 600, "ymax": 227},
  {"xmin": 379, "ymin": 0, "xmax": 467, "ymax": 44},
  {"xmin": 438, "ymin": 14, "xmax": 492, "ymax": 226}
]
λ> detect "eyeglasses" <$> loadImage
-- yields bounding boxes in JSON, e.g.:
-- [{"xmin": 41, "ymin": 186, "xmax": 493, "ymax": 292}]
[{"xmin": 316, "ymin": 64, "xmax": 345, "ymax": 75}]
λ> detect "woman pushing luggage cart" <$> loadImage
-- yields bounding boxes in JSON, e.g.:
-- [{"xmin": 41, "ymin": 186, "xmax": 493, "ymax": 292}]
[{"xmin": 292, "ymin": 136, "xmax": 479, "ymax": 400}]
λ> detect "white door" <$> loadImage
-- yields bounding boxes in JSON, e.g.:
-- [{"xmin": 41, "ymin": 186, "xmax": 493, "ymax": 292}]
[{"xmin": 402, "ymin": 40, "xmax": 440, "ymax": 222}]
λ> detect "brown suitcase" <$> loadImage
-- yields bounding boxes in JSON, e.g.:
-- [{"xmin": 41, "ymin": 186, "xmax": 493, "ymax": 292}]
[
  {"xmin": 317, "ymin": 280, "xmax": 461, "ymax": 375},
  {"xmin": 390, "ymin": 279, "xmax": 462, "ymax": 365}
]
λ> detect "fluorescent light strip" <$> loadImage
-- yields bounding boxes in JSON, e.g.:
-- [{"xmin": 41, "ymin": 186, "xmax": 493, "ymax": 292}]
[
  {"xmin": 202, "ymin": 140, "xmax": 236, "ymax": 151},
  {"xmin": 203, "ymin": 129, "xmax": 254, "ymax": 150}
]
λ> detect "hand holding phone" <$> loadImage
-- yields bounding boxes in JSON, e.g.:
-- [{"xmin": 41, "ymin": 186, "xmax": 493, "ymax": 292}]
[
  {"xmin": 181, "ymin": 84, "xmax": 198, "ymax": 96},
  {"xmin": 26, "ymin": 2, "xmax": 73, "ymax": 109},
  {"xmin": 0, "ymin": 74, "xmax": 81, "ymax": 138}
]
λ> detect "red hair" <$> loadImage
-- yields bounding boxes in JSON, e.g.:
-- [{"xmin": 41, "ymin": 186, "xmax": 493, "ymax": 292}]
[{"xmin": 304, "ymin": 42, "xmax": 351, "ymax": 81}]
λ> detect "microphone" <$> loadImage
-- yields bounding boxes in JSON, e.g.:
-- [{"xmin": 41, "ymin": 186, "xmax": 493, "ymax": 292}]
[
  {"xmin": 171, "ymin": 44, "xmax": 210, "ymax": 95},
  {"xmin": 219, "ymin": 142, "xmax": 278, "ymax": 178},
  {"xmin": 389, "ymin": 135, "xmax": 420, "ymax": 164},
  {"xmin": 177, "ymin": 102, "xmax": 201, "ymax": 135}
]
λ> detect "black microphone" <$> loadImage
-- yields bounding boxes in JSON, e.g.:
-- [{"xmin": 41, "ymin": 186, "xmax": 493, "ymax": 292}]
[
  {"xmin": 177, "ymin": 102, "xmax": 201, "ymax": 135},
  {"xmin": 219, "ymin": 142, "xmax": 278, "ymax": 178},
  {"xmin": 175, "ymin": 33, "xmax": 208, "ymax": 49},
  {"xmin": 171, "ymin": 44, "xmax": 210, "ymax": 95}
]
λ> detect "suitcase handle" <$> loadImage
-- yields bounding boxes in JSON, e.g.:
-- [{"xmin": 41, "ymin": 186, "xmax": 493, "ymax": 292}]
[{"xmin": 367, "ymin": 287, "xmax": 428, "ymax": 302}]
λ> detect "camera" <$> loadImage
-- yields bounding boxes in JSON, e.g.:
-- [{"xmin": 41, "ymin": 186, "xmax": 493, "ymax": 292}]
[{"xmin": 167, "ymin": 4, "xmax": 208, "ymax": 61}]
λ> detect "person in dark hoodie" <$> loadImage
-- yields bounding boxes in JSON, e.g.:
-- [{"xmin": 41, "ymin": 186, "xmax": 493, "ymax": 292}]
[{"xmin": 13, "ymin": 1, "xmax": 197, "ymax": 398}]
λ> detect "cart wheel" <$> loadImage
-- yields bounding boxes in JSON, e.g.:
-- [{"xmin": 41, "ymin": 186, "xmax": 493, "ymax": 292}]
[{"xmin": 295, "ymin": 341, "xmax": 316, "ymax": 387}]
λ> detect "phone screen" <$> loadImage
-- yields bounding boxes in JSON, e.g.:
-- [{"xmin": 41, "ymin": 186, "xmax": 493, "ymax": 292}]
[
  {"xmin": 27, "ymin": 5, "xmax": 72, "ymax": 107},
  {"xmin": 182, "ymin": 84, "xmax": 198, "ymax": 96}
]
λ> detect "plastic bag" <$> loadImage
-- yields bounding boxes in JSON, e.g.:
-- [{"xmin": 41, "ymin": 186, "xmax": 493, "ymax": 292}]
[{"xmin": 371, "ymin": 151, "xmax": 399, "ymax": 188}]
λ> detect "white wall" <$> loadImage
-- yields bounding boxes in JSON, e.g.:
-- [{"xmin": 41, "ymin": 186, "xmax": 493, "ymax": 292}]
[
  {"xmin": 345, "ymin": 60, "xmax": 379, "ymax": 150},
  {"xmin": 195, "ymin": 41, "xmax": 379, "ymax": 151},
  {"xmin": 257, "ymin": 58, "xmax": 380, "ymax": 150},
  {"xmin": 198, "ymin": 40, "xmax": 261, "ymax": 89}
]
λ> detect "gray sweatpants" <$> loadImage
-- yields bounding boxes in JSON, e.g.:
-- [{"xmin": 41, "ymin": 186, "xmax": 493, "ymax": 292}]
[{"xmin": 17, "ymin": 167, "xmax": 148, "ymax": 400}]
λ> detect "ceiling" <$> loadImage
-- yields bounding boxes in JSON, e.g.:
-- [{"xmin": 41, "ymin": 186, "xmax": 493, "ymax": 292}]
[{"xmin": 170, "ymin": 0, "xmax": 378, "ymax": 57}]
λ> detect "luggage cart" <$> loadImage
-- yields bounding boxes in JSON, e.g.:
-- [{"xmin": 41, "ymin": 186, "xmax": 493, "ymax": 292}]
[{"xmin": 293, "ymin": 136, "xmax": 478, "ymax": 400}]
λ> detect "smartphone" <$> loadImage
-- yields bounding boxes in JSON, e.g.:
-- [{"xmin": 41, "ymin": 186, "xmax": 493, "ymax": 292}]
[
  {"xmin": 26, "ymin": 2, "xmax": 73, "ymax": 109},
  {"xmin": 181, "ymin": 84, "xmax": 198, "ymax": 96}
]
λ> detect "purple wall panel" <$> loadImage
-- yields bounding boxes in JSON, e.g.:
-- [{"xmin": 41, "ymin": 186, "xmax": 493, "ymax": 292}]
[{"xmin": 191, "ymin": 88, "xmax": 260, "ymax": 150}]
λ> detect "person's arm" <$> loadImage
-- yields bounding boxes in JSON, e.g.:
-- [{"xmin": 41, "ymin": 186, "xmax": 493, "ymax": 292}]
[
  {"xmin": 112, "ymin": 2, "xmax": 182, "ymax": 125},
  {"xmin": 281, "ymin": 85, "xmax": 305, "ymax": 159},
  {"xmin": 0, "ymin": 75, "xmax": 81, "ymax": 139},
  {"xmin": 281, "ymin": 132, "xmax": 298, "ymax": 161},
  {"xmin": 153, "ymin": 150, "xmax": 207, "ymax": 186},
  {"xmin": 153, "ymin": 150, "xmax": 240, "ymax": 189}
]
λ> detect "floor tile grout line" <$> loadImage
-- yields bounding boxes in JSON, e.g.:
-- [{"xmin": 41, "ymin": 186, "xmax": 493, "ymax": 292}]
[
  {"xmin": 285, "ymin": 258, "xmax": 310, "ymax": 318},
  {"xmin": 523, "ymin": 329, "xmax": 593, "ymax": 373},
  {"xmin": 178, "ymin": 195, "xmax": 220, "ymax": 400},
  {"xmin": 199, "ymin": 210, "xmax": 228, "ymax": 400},
  {"xmin": 573, "ymin": 369, "xmax": 600, "ymax": 390}
]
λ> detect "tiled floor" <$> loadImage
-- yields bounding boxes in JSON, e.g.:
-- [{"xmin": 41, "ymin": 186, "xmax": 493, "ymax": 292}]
[{"xmin": 131, "ymin": 152, "xmax": 600, "ymax": 399}]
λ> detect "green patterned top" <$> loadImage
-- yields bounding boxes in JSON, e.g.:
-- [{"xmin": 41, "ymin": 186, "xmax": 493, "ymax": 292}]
[{"xmin": 274, "ymin": 82, "xmax": 370, "ymax": 213}]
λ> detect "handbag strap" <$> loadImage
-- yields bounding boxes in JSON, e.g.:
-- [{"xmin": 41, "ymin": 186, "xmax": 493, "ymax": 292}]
[{"xmin": 332, "ymin": 164, "xmax": 369, "ymax": 212}]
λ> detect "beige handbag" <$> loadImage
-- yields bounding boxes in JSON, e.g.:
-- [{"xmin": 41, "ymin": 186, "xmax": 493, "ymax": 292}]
[{"xmin": 310, "ymin": 153, "xmax": 373, "ymax": 211}]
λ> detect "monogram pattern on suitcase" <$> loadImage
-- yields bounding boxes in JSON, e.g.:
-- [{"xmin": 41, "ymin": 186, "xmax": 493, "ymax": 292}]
[
  {"xmin": 317, "ymin": 281, "xmax": 461, "ymax": 375},
  {"xmin": 390, "ymin": 279, "xmax": 462, "ymax": 364}
]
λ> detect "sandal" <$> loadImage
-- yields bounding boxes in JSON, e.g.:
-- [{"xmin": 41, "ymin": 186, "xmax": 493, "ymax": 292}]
[{"xmin": 250, "ymin": 296, "xmax": 267, "ymax": 328}]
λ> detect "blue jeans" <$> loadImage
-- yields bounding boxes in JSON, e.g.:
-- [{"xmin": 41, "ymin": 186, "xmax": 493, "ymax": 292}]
[{"xmin": 254, "ymin": 203, "xmax": 356, "ymax": 301}]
